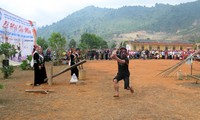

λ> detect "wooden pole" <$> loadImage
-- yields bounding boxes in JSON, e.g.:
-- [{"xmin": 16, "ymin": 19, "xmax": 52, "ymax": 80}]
[
  {"xmin": 188, "ymin": 75, "xmax": 200, "ymax": 84},
  {"xmin": 48, "ymin": 62, "xmax": 53, "ymax": 86},
  {"xmin": 45, "ymin": 60, "xmax": 87, "ymax": 83},
  {"xmin": 191, "ymin": 63, "xmax": 193, "ymax": 75},
  {"xmin": 52, "ymin": 60, "xmax": 86, "ymax": 78},
  {"xmin": 157, "ymin": 51, "xmax": 199, "ymax": 77},
  {"xmin": 25, "ymin": 89, "xmax": 54, "ymax": 94}
]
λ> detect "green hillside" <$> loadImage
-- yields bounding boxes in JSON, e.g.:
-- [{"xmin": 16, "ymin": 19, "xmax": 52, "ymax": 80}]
[{"xmin": 37, "ymin": 0, "xmax": 200, "ymax": 42}]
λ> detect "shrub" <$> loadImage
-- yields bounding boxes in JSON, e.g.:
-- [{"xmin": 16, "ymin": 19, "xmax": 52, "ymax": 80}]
[
  {"xmin": 26, "ymin": 55, "xmax": 32, "ymax": 62},
  {"xmin": 19, "ymin": 60, "xmax": 30, "ymax": 70},
  {"xmin": 0, "ymin": 42, "xmax": 17, "ymax": 60},
  {"xmin": 0, "ymin": 84, "xmax": 4, "ymax": 89},
  {"xmin": 0, "ymin": 65, "xmax": 14, "ymax": 79}
]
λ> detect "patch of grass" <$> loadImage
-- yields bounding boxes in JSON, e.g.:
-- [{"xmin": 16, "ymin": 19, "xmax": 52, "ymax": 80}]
[{"xmin": 0, "ymin": 84, "xmax": 3, "ymax": 89}]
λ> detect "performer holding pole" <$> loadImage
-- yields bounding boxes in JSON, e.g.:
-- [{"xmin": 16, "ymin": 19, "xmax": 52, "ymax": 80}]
[
  {"xmin": 70, "ymin": 48, "xmax": 79, "ymax": 79},
  {"xmin": 111, "ymin": 47, "xmax": 134, "ymax": 97}
]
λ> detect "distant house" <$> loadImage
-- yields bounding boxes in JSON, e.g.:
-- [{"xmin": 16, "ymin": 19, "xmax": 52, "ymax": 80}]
[{"xmin": 126, "ymin": 39, "xmax": 195, "ymax": 51}]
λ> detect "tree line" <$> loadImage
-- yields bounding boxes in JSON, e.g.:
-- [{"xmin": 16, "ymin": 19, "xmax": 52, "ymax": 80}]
[{"xmin": 37, "ymin": 32, "xmax": 114, "ymax": 64}]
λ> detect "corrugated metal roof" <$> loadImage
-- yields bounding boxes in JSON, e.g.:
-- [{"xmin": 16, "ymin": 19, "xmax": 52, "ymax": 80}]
[{"xmin": 130, "ymin": 39, "xmax": 194, "ymax": 44}]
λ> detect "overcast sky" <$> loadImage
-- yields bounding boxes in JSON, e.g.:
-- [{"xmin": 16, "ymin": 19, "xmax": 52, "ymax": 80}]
[{"xmin": 0, "ymin": 0, "xmax": 197, "ymax": 27}]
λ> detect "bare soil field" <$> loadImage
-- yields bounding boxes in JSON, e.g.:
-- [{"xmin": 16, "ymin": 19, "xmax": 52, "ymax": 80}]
[{"xmin": 0, "ymin": 59, "xmax": 200, "ymax": 120}]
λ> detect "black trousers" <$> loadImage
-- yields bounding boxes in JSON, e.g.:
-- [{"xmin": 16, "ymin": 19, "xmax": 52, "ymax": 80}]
[
  {"xmin": 71, "ymin": 67, "xmax": 79, "ymax": 78},
  {"xmin": 113, "ymin": 74, "xmax": 130, "ymax": 89}
]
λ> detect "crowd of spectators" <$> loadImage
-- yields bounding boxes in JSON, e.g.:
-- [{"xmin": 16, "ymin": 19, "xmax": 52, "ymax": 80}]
[
  {"xmin": 83, "ymin": 49, "xmax": 199, "ymax": 61},
  {"xmin": 43, "ymin": 48, "xmax": 200, "ymax": 62},
  {"xmin": 128, "ymin": 49, "xmax": 198, "ymax": 60}
]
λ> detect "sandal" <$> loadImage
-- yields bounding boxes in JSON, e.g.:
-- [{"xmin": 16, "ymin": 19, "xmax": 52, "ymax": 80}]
[
  {"xmin": 127, "ymin": 87, "xmax": 134, "ymax": 93},
  {"xmin": 113, "ymin": 94, "xmax": 119, "ymax": 97},
  {"xmin": 130, "ymin": 87, "xmax": 134, "ymax": 93}
]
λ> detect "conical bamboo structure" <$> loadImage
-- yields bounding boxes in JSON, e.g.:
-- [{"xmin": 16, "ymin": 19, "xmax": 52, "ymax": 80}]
[{"xmin": 157, "ymin": 50, "xmax": 199, "ymax": 77}]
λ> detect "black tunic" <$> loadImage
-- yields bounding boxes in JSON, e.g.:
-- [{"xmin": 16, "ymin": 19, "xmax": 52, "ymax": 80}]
[
  {"xmin": 117, "ymin": 55, "xmax": 130, "ymax": 76},
  {"xmin": 33, "ymin": 52, "xmax": 47, "ymax": 85},
  {"xmin": 114, "ymin": 55, "xmax": 130, "ymax": 89},
  {"xmin": 39, "ymin": 54, "xmax": 47, "ymax": 83},
  {"xmin": 70, "ymin": 53, "xmax": 79, "ymax": 78}
]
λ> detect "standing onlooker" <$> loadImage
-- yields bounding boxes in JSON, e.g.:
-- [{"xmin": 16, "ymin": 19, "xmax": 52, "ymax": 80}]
[
  {"xmin": 45, "ymin": 48, "xmax": 52, "ymax": 61},
  {"xmin": 76, "ymin": 48, "xmax": 83, "ymax": 70},
  {"xmin": 33, "ymin": 46, "xmax": 47, "ymax": 86},
  {"xmin": 33, "ymin": 45, "xmax": 41, "ymax": 86},
  {"xmin": 38, "ymin": 46, "xmax": 48, "ymax": 84}
]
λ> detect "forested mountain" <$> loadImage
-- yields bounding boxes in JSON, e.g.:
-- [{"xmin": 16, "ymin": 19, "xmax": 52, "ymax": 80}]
[{"xmin": 37, "ymin": 0, "xmax": 200, "ymax": 42}]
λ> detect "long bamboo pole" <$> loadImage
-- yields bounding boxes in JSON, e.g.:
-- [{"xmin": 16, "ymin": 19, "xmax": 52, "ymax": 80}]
[
  {"xmin": 45, "ymin": 60, "xmax": 86, "ymax": 83},
  {"xmin": 157, "ymin": 50, "xmax": 199, "ymax": 77},
  {"xmin": 52, "ymin": 60, "xmax": 86, "ymax": 78}
]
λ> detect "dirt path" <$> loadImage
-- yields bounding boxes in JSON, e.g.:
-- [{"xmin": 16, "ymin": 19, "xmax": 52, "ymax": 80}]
[{"xmin": 0, "ymin": 60, "xmax": 200, "ymax": 120}]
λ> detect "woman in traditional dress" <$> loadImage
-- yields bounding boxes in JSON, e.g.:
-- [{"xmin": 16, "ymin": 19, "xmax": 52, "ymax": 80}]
[
  {"xmin": 33, "ymin": 46, "xmax": 47, "ymax": 86},
  {"xmin": 38, "ymin": 46, "xmax": 47, "ymax": 84},
  {"xmin": 70, "ymin": 48, "xmax": 79, "ymax": 79}
]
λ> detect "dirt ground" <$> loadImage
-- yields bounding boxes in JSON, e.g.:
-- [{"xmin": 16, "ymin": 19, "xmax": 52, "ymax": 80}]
[{"xmin": 0, "ymin": 59, "xmax": 200, "ymax": 120}]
